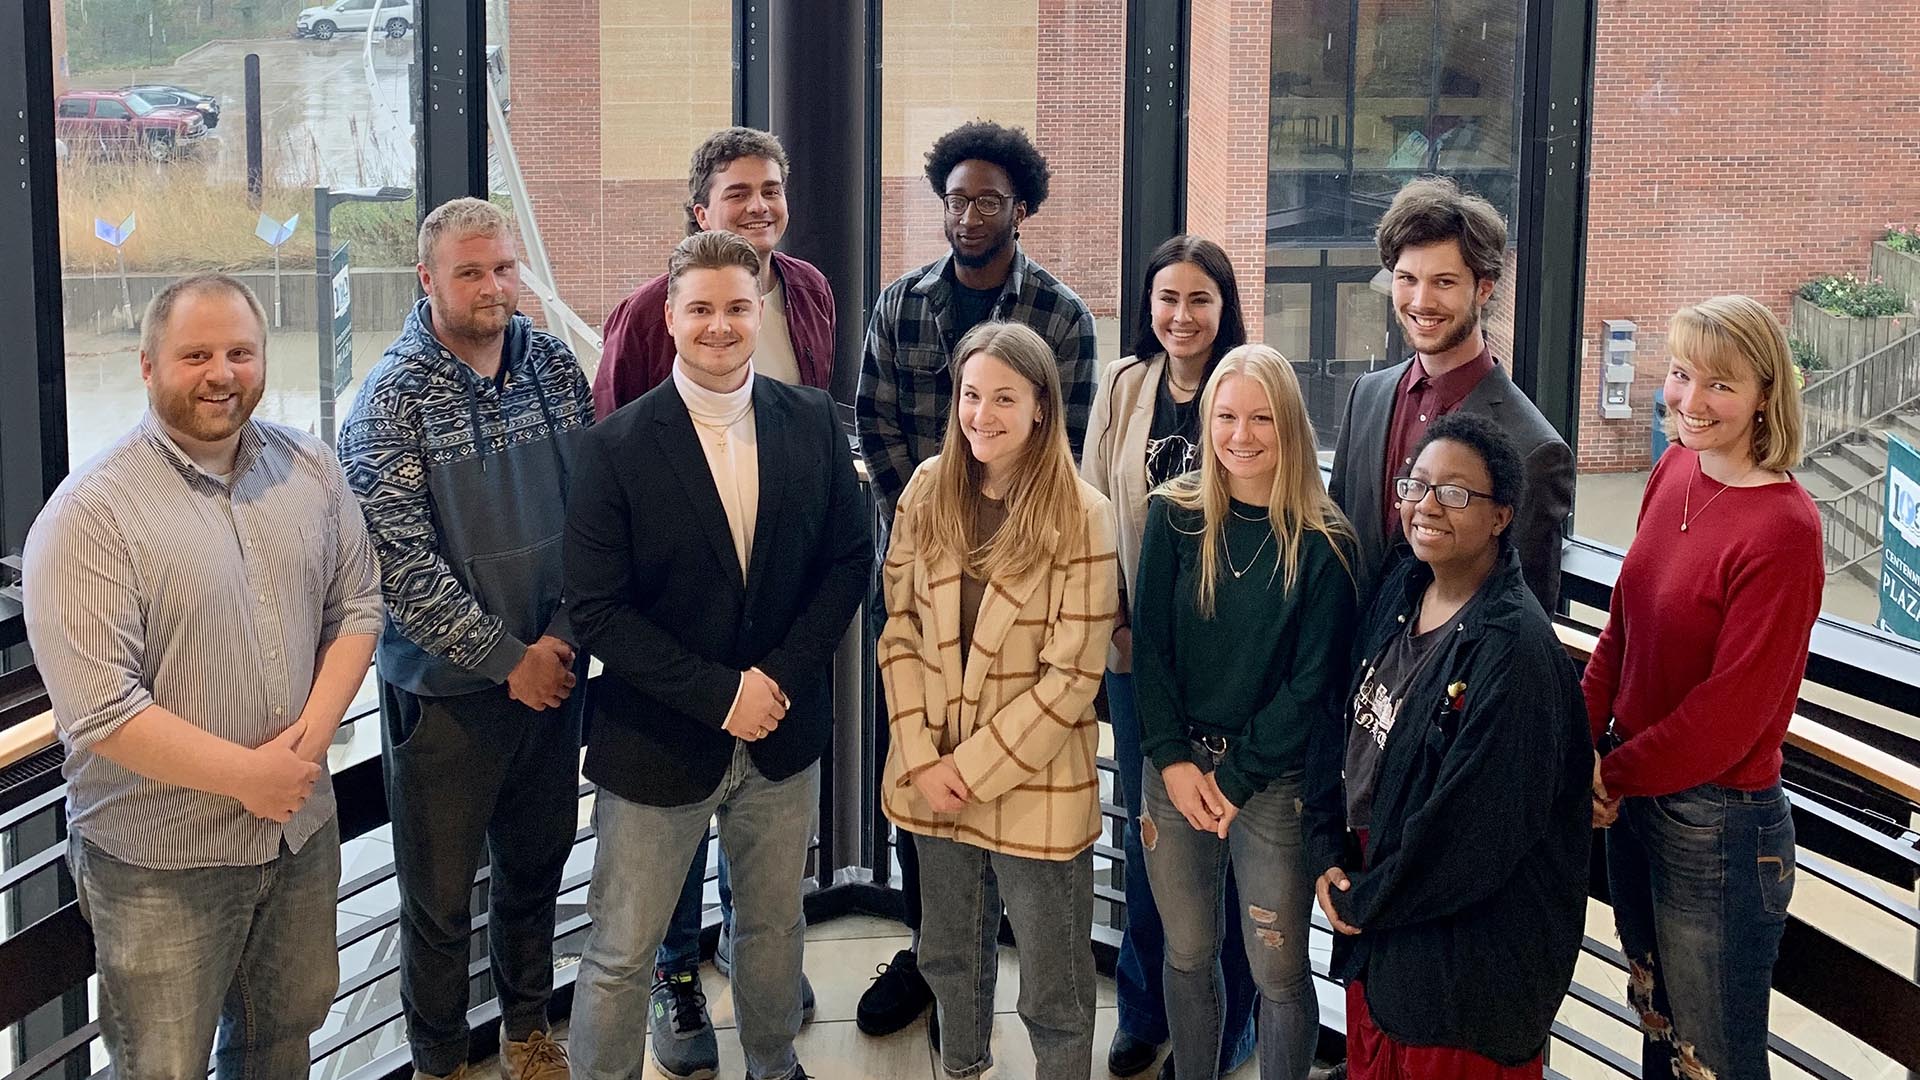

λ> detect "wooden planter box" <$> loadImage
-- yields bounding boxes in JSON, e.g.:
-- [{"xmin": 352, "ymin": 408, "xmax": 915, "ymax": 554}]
[
  {"xmin": 1791, "ymin": 294, "xmax": 1910, "ymax": 369},
  {"xmin": 1871, "ymin": 241, "xmax": 1920, "ymax": 315}
]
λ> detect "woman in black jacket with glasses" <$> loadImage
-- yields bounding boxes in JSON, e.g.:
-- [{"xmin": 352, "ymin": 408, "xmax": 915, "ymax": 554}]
[{"xmin": 1303, "ymin": 412, "xmax": 1590, "ymax": 1079}]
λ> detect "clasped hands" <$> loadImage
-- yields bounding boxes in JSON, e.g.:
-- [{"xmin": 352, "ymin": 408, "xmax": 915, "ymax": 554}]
[
  {"xmin": 1161, "ymin": 761, "xmax": 1240, "ymax": 839},
  {"xmin": 1591, "ymin": 750, "xmax": 1621, "ymax": 828},
  {"xmin": 723, "ymin": 667, "xmax": 789, "ymax": 742}
]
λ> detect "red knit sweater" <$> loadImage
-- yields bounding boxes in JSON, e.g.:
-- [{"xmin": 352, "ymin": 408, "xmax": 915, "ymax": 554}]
[{"xmin": 1583, "ymin": 448, "xmax": 1825, "ymax": 798}]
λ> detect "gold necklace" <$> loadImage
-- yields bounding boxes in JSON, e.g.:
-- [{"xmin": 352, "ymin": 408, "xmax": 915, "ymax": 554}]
[{"xmin": 689, "ymin": 405, "xmax": 751, "ymax": 451}]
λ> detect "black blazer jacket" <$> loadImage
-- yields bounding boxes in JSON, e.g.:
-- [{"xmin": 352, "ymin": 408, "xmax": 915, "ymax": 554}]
[
  {"xmin": 1328, "ymin": 359, "xmax": 1574, "ymax": 609},
  {"xmin": 564, "ymin": 375, "xmax": 871, "ymax": 807}
]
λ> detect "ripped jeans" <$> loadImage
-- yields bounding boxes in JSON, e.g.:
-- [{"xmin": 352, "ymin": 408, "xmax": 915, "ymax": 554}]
[
  {"xmin": 1606, "ymin": 783, "xmax": 1795, "ymax": 1080},
  {"xmin": 1143, "ymin": 760, "xmax": 1317, "ymax": 1080}
]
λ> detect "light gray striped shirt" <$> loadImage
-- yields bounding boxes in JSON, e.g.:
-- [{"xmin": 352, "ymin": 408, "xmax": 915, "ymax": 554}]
[{"xmin": 23, "ymin": 411, "xmax": 383, "ymax": 869}]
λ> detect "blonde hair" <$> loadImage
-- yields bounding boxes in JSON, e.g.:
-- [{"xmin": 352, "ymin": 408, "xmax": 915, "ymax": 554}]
[
  {"xmin": 1156, "ymin": 344, "xmax": 1354, "ymax": 616},
  {"xmin": 919, "ymin": 322, "xmax": 1083, "ymax": 583},
  {"xmin": 1666, "ymin": 295, "xmax": 1804, "ymax": 471},
  {"xmin": 417, "ymin": 197, "xmax": 513, "ymax": 267}
]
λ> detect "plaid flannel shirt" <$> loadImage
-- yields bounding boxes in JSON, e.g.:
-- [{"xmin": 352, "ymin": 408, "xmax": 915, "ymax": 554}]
[{"xmin": 856, "ymin": 248, "xmax": 1098, "ymax": 514}]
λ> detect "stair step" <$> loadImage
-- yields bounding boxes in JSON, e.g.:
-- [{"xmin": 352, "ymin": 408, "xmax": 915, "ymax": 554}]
[
  {"xmin": 1890, "ymin": 413, "xmax": 1920, "ymax": 448},
  {"xmin": 1844, "ymin": 550, "xmax": 1882, "ymax": 589},
  {"xmin": 1809, "ymin": 451, "xmax": 1875, "ymax": 491},
  {"xmin": 1842, "ymin": 436, "xmax": 1890, "ymax": 478}
]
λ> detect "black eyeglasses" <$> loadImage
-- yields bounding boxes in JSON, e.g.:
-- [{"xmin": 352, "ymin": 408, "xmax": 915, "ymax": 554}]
[
  {"xmin": 942, "ymin": 192, "xmax": 1013, "ymax": 218},
  {"xmin": 1394, "ymin": 477, "xmax": 1496, "ymax": 509}
]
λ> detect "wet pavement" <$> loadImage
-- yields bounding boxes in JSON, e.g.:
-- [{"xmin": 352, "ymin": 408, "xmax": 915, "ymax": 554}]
[{"xmin": 70, "ymin": 35, "xmax": 417, "ymax": 189}]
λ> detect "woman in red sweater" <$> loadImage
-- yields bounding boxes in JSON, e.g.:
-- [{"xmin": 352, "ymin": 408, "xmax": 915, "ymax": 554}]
[{"xmin": 1583, "ymin": 295, "xmax": 1823, "ymax": 1080}]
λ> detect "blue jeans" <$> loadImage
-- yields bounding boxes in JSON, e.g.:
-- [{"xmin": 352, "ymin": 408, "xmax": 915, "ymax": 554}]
[
  {"xmin": 657, "ymin": 833, "xmax": 734, "ymax": 973},
  {"xmin": 68, "ymin": 816, "xmax": 341, "ymax": 1080},
  {"xmin": 1607, "ymin": 782, "xmax": 1795, "ymax": 1080},
  {"xmin": 1107, "ymin": 671, "xmax": 1257, "ymax": 1068},
  {"xmin": 571, "ymin": 744, "xmax": 818, "ymax": 1080},
  {"xmin": 1143, "ymin": 761, "xmax": 1318, "ymax": 1080},
  {"xmin": 915, "ymin": 833, "xmax": 1097, "ymax": 1079}
]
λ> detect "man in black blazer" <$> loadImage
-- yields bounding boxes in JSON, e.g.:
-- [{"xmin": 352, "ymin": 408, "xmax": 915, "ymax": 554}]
[
  {"xmin": 1330, "ymin": 177, "xmax": 1574, "ymax": 610},
  {"xmin": 562, "ymin": 230, "xmax": 868, "ymax": 1080}
]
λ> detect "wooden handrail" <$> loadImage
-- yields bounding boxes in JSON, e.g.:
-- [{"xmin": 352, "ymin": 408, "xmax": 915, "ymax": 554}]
[
  {"xmin": 0, "ymin": 713, "xmax": 54, "ymax": 772},
  {"xmin": 1556, "ymin": 623, "xmax": 1920, "ymax": 806}
]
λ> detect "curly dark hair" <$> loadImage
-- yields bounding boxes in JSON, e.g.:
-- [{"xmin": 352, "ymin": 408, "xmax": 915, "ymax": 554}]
[
  {"xmin": 923, "ymin": 120, "xmax": 1052, "ymax": 214},
  {"xmin": 1413, "ymin": 411, "xmax": 1525, "ymax": 512}
]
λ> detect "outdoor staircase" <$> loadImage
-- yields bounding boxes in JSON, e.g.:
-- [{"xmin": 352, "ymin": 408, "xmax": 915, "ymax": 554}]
[{"xmin": 1804, "ymin": 411, "xmax": 1920, "ymax": 587}]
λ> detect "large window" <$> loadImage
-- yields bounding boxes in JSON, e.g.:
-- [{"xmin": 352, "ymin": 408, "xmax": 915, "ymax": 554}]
[
  {"xmin": 877, "ymin": 0, "xmax": 1128, "ymax": 361},
  {"xmin": 1188, "ymin": 0, "xmax": 1523, "ymax": 451},
  {"xmin": 1568, "ymin": 6, "xmax": 1920, "ymax": 646},
  {"xmin": 55, "ymin": 0, "xmax": 419, "ymax": 462},
  {"xmin": 489, "ymin": 0, "xmax": 732, "ymax": 374}
]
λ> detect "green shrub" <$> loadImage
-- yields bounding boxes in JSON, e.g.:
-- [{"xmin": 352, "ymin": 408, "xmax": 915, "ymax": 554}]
[
  {"xmin": 1888, "ymin": 223, "xmax": 1920, "ymax": 256},
  {"xmin": 1789, "ymin": 337, "xmax": 1825, "ymax": 373},
  {"xmin": 1797, "ymin": 273, "xmax": 1909, "ymax": 318}
]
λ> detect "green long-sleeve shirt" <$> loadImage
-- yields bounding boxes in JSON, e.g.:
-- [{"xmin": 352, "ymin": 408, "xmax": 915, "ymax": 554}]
[{"xmin": 1132, "ymin": 494, "xmax": 1358, "ymax": 807}]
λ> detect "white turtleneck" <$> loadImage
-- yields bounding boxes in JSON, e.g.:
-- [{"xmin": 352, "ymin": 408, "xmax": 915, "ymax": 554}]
[{"xmin": 672, "ymin": 358, "xmax": 760, "ymax": 582}]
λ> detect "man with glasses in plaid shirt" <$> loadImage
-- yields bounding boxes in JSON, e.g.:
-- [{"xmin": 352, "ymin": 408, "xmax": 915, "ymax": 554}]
[{"xmin": 853, "ymin": 119, "xmax": 1097, "ymax": 1041}]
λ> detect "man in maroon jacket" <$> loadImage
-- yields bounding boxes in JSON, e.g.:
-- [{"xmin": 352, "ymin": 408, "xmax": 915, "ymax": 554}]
[
  {"xmin": 593, "ymin": 127, "xmax": 830, "ymax": 1079},
  {"xmin": 595, "ymin": 126, "xmax": 837, "ymax": 420}
]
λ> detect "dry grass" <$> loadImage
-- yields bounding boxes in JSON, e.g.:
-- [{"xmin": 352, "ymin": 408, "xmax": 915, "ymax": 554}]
[{"xmin": 58, "ymin": 152, "xmax": 418, "ymax": 274}]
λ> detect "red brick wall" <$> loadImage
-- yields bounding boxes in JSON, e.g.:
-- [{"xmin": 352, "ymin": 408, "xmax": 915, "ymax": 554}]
[
  {"xmin": 505, "ymin": 0, "xmax": 720, "ymax": 334},
  {"xmin": 1578, "ymin": 2, "xmax": 1920, "ymax": 472},
  {"xmin": 877, "ymin": 0, "xmax": 1125, "ymax": 320},
  {"xmin": 1187, "ymin": 0, "xmax": 1273, "ymax": 338}
]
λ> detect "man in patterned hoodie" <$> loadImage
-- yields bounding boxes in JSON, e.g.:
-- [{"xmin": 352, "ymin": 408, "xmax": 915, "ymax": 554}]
[{"xmin": 339, "ymin": 197, "xmax": 592, "ymax": 1080}]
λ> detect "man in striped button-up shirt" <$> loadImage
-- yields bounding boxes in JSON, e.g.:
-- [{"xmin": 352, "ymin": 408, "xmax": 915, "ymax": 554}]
[{"xmin": 23, "ymin": 273, "xmax": 381, "ymax": 1080}]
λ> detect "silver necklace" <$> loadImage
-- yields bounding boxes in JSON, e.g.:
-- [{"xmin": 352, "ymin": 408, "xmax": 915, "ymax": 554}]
[{"xmin": 1223, "ymin": 521, "xmax": 1273, "ymax": 578}]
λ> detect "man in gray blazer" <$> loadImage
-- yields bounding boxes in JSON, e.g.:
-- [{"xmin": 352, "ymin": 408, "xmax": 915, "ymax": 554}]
[{"xmin": 1330, "ymin": 177, "xmax": 1574, "ymax": 609}]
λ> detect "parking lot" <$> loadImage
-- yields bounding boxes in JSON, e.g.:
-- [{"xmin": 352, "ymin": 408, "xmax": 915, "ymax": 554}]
[{"xmin": 70, "ymin": 34, "xmax": 418, "ymax": 189}]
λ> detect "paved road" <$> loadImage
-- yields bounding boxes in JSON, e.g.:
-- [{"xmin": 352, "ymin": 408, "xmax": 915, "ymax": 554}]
[{"xmin": 73, "ymin": 35, "xmax": 417, "ymax": 189}]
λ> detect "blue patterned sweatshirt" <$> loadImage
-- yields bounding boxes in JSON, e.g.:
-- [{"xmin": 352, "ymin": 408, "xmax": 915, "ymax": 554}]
[{"xmin": 339, "ymin": 298, "xmax": 594, "ymax": 696}]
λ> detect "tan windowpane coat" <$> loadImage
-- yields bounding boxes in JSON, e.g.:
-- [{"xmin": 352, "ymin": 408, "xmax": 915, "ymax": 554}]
[{"xmin": 879, "ymin": 458, "xmax": 1120, "ymax": 861}]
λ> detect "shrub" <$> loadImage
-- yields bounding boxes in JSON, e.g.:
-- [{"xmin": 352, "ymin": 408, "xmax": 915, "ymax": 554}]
[
  {"xmin": 1797, "ymin": 273, "xmax": 1909, "ymax": 319},
  {"xmin": 1789, "ymin": 337, "xmax": 1825, "ymax": 373},
  {"xmin": 1887, "ymin": 223, "xmax": 1920, "ymax": 256}
]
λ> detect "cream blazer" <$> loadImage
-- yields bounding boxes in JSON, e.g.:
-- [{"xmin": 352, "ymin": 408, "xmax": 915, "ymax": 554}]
[
  {"xmin": 1080, "ymin": 354, "xmax": 1165, "ymax": 667},
  {"xmin": 879, "ymin": 458, "xmax": 1119, "ymax": 860}
]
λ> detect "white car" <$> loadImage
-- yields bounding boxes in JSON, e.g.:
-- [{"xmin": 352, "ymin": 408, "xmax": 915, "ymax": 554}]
[{"xmin": 294, "ymin": 0, "xmax": 414, "ymax": 40}]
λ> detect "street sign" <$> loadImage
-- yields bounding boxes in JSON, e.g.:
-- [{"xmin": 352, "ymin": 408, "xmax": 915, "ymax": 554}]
[
  {"xmin": 1880, "ymin": 434, "xmax": 1920, "ymax": 642},
  {"xmin": 330, "ymin": 242, "xmax": 352, "ymax": 395}
]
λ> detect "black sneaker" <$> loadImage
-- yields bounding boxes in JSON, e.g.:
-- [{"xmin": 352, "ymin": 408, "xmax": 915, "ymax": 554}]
[
  {"xmin": 1307, "ymin": 1065, "xmax": 1348, "ymax": 1080},
  {"xmin": 1107, "ymin": 1029, "xmax": 1159, "ymax": 1076},
  {"xmin": 855, "ymin": 948, "xmax": 933, "ymax": 1036},
  {"xmin": 648, "ymin": 968, "xmax": 718, "ymax": 1080},
  {"xmin": 927, "ymin": 1005, "xmax": 939, "ymax": 1054},
  {"xmin": 1157, "ymin": 1058, "xmax": 1174, "ymax": 1080}
]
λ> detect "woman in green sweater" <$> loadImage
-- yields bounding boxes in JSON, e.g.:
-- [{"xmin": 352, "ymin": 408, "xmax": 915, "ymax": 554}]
[{"xmin": 1132, "ymin": 343, "xmax": 1359, "ymax": 1080}]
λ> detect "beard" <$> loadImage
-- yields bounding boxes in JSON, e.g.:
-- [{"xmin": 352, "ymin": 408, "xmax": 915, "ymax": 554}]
[
  {"xmin": 947, "ymin": 219, "xmax": 1017, "ymax": 269},
  {"xmin": 151, "ymin": 379, "xmax": 263, "ymax": 445},
  {"xmin": 430, "ymin": 288, "xmax": 514, "ymax": 347},
  {"xmin": 1400, "ymin": 301, "xmax": 1481, "ymax": 356}
]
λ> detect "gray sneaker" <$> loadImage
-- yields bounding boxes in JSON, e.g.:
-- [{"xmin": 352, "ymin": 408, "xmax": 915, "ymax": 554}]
[{"xmin": 649, "ymin": 968, "xmax": 719, "ymax": 1080}]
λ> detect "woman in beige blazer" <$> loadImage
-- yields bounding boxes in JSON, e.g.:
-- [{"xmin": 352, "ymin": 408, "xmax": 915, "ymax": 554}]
[
  {"xmin": 880, "ymin": 321, "xmax": 1119, "ymax": 1079},
  {"xmin": 1080, "ymin": 236, "xmax": 1259, "ymax": 1077}
]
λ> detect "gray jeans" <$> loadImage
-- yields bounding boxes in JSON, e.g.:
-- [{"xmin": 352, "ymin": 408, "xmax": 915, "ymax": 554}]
[
  {"xmin": 569, "ymin": 743, "xmax": 818, "ymax": 1080},
  {"xmin": 914, "ymin": 833, "xmax": 1096, "ymax": 1078},
  {"xmin": 69, "ymin": 816, "xmax": 341, "ymax": 1080}
]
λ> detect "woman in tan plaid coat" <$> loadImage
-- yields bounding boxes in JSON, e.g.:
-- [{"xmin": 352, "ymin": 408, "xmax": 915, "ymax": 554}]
[{"xmin": 878, "ymin": 321, "xmax": 1119, "ymax": 1079}]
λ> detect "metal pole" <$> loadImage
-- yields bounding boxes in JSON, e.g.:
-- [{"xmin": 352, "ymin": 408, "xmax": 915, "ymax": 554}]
[
  {"xmin": 272, "ymin": 246, "xmax": 283, "ymax": 328},
  {"xmin": 314, "ymin": 187, "xmax": 334, "ymax": 445},
  {"xmin": 767, "ymin": 0, "xmax": 864, "ymax": 404},
  {"xmin": 244, "ymin": 53, "xmax": 263, "ymax": 209}
]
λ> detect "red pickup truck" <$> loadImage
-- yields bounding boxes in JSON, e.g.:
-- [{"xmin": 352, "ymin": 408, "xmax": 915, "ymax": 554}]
[{"xmin": 54, "ymin": 89, "xmax": 209, "ymax": 162}]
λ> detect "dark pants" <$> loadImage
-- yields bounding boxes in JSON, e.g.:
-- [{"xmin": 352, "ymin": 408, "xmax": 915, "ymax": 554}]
[
  {"xmin": 1606, "ymin": 782, "xmax": 1795, "ymax": 1080},
  {"xmin": 1107, "ymin": 670, "xmax": 1257, "ymax": 1066},
  {"xmin": 383, "ymin": 674, "xmax": 585, "ymax": 1076}
]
